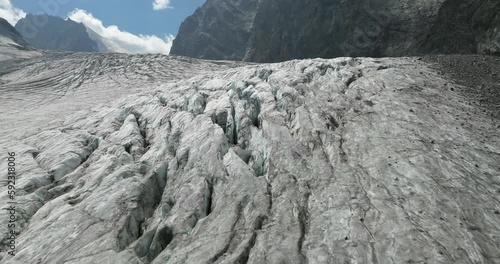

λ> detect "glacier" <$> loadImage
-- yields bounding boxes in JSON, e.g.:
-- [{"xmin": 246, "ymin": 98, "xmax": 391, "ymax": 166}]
[{"xmin": 0, "ymin": 53, "xmax": 499, "ymax": 263}]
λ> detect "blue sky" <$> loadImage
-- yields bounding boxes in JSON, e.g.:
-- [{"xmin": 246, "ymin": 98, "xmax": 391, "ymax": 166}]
[
  {"xmin": 10, "ymin": 0, "xmax": 205, "ymax": 36},
  {"xmin": 0, "ymin": 0, "xmax": 205, "ymax": 53}
]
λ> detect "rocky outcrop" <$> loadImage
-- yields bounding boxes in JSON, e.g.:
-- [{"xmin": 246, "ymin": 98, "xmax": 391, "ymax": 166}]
[
  {"xmin": 420, "ymin": 0, "xmax": 500, "ymax": 56},
  {"xmin": 15, "ymin": 14, "xmax": 98, "ymax": 52},
  {"xmin": 171, "ymin": 0, "xmax": 500, "ymax": 62},
  {"xmin": 170, "ymin": 0, "xmax": 259, "ymax": 60},
  {"xmin": 0, "ymin": 52, "xmax": 499, "ymax": 263}
]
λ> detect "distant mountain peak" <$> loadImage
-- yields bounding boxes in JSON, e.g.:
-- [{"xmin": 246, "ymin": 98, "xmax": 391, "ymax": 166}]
[
  {"xmin": 14, "ymin": 14, "xmax": 99, "ymax": 52},
  {"xmin": 13, "ymin": 14, "xmax": 129, "ymax": 54}
]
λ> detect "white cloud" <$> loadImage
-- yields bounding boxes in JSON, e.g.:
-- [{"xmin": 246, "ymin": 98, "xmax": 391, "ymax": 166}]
[
  {"xmin": 0, "ymin": 0, "xmax": 26, "ymax": 26},
  {"xmin": 153, "ymin": 0, "xmax": 172, "ymax": 11},
  {"xmin": 68, "ymin": 9, "xmax": 174, "ymax": 54}
]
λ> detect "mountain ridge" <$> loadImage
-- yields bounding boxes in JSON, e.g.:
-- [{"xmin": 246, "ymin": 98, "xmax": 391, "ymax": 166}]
[
  {"xmin": 171, "ymin": 0, "xmax": 500, "ymax": 62},
  {"xmin": 170, "ymin": 0, "xmax": 259, "ymax": 60},
  {"xmin": 15, "ymin": 14, "xmax": 99, "ymax": 52}
]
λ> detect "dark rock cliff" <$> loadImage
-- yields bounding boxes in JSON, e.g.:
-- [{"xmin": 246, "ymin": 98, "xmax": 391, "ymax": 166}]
[
  {"xmin": 420, "ymin": 0, "xmax": 500, "ymax": 56},
  {"xmin": 170, "ymin": 0, "xmax": 500, "ymax": 62},
  {"xmin": 170, "ymin": 0, "xmax": 259, "ymax": 60},
  {"xmin": 15, "ymin": 14, "xmax": 98, "ymax": 52}
]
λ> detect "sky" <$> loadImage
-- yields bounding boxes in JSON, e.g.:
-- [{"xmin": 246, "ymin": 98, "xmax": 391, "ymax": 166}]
[{"xmin": 0, "ymin": 0, "xmax": 206, "ymax": 54}]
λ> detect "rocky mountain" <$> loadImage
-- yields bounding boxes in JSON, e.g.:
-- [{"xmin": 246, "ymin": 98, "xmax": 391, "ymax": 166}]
[
  {"xmin": 170, "ymin": 0, "xmax": 259, "ymax": 60},
  {"xmin": 0, "ymin": 49, "xmax": 499, "ymax": 263},
  {"xmin": 0, "ymin": 17, "xmax": 40, "ymax": 61},
  {"xmin": 171, "ymin": 0, "xmax": 500, "ymax": 62},
  {"xmin": 14, "ymin": 14, "xmax": 98, "ymax": 52}
]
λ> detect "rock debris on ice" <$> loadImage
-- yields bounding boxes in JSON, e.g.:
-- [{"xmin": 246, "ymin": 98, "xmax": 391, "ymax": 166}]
[{"xmin": 0, "ymin": 54, "xmax": 499, "ymax": 263}]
